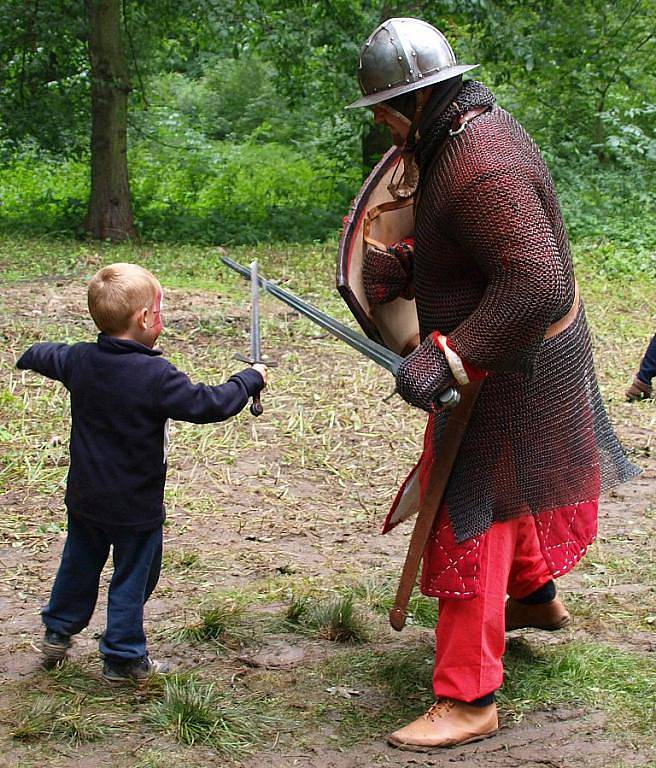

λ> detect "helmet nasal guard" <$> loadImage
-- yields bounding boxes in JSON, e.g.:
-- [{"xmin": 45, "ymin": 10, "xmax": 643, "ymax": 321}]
[{"xmin": 347, "ymin": 17, "xmax": 478, "ymax": 109}]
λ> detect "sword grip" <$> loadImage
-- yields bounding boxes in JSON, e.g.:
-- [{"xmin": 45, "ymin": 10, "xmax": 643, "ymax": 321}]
[{"xmin": 250, "ymin": 393, "xmax": 264, "ymax": 417}]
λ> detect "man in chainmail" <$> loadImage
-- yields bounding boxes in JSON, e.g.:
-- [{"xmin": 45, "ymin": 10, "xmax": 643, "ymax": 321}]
[{"xmin": 348, "ymin": 18, "xmax": 640, "ymax": 749}]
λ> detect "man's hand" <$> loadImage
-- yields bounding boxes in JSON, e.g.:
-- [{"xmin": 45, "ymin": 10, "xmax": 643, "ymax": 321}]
[{"xmin": 252, "ymin": 363, "xmax": 268, "ymax": 387}]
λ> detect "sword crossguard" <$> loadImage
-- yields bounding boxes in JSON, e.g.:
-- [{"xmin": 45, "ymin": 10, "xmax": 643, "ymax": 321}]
[{"xmin": 233, "ymin": 353, "xmax": 278, "ymax": 368}]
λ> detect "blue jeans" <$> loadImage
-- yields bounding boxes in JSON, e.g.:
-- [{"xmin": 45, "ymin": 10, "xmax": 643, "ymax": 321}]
[
  {"xmin": 42, "ymin": 513, "xmax": 163, "ymax": 662},
  {"xmin": 637, "ymin": 334, "xmax": 656, "ymax": 387}
]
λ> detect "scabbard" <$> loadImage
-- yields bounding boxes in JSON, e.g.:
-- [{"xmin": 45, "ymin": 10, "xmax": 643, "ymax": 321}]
[{"xmin": 389, "ymin": 380, "xmax": 483, "ymax": 631}]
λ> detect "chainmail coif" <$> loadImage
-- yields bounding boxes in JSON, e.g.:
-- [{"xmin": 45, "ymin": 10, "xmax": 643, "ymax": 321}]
[
  {"xmin": 392, "ymin": 84, "xmax": 639, "ymax": 542},
  {"xmin": 415, "ymin": 80, "xmax": 496, "ymax": 177}
]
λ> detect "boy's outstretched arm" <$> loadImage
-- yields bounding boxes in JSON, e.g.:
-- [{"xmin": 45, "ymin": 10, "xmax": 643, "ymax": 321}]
[
  {"xmin": 16, "ymin": 343, "xmax": 73, "ymax": 386},
  {"xmin": 159, "ymin": 363, "xmax": 266, "ymax": 423}
]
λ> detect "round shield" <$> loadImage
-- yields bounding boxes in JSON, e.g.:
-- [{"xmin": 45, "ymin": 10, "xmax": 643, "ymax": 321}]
[{"xmin": 337, "ymin": 146, "xmax": 420, "ymax": 356}]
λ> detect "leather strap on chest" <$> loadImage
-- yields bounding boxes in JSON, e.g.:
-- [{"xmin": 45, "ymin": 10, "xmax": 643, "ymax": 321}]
[{"xmin": 363, "ymin": 106, "xmax": 491, "ymax": 252}]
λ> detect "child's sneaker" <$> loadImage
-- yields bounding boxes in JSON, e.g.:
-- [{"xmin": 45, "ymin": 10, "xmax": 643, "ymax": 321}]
[
  {"xmin": 626, "ymin": 376, "xmax": 652, "ymax": 401},
  {"xmin": 41, "ymin": 630, "xmax": 71, "ymax": 669},
  {"xmin": 102, "ymin": 655, "xmax": 171, "ymax": 683}
]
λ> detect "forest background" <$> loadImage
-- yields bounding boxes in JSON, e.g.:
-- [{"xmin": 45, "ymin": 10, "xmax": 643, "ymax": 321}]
[
  {"xmin": 0, "ymin": 0, "xmax": 655, "ymax": 274},
  {"xmin": 0, "ymin": 3, "xmax": 655, "ymax": 765}
]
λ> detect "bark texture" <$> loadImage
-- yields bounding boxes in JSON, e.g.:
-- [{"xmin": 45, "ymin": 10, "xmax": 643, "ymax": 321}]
[{"xmin": 84, "ymin": 0, "xmax": 137, "ymax": 241}]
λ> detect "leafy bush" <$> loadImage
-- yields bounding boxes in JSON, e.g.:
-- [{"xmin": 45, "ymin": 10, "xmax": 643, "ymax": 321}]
[{"xmin": 0, "ymin": 135, "xmax": 359, "ymax": 244}]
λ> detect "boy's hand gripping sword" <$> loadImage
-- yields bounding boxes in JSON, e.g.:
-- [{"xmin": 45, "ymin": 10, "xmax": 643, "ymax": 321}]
[
  {"xmin": 222, "ymin": 256, "xmax": 459, "ymax": 407},
  {"xmin": 232, "ymin": 260, "xmax": 276, "ymax": 417}
]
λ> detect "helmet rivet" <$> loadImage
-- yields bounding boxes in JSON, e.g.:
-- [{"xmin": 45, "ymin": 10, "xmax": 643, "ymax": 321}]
[
  {"xmin": 409, "ymin": 69, "xmax": 413, "ymax": 74},
  {"xmin": 412, "ymin": 50, "xmax": 416, "ymax": 56},
  {"xmin": 398, "ymin": 55, "xmax": 402, "ymax": 61},
  {"xmin": 418, "ymin": 73, "xmax": 423, "ymax": 78}
]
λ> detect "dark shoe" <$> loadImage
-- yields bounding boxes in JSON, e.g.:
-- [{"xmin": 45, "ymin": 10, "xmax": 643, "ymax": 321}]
[
  {"xmin": 41, "ymin": 630, "xmax": 71, "ymax": 669},
  {"xmin": 388, "ymin": 698, "xmax": 498, "ymax": 750},
  {"xmin": 626, "ymin": 376, "xmax": 652, "ymax": 401},
  {"xmin": 102, "ymin": 655, "xmax": 171, "ymax": 683},
  {"xmin": 505, "ymin": 596, "xmax": 570, "ymax": 632}
]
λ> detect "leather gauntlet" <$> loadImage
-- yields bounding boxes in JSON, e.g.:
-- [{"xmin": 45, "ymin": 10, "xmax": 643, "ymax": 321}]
[
  {"xmin": 396, "ymin": 333, "xmax": 455, "ymax": 412},
  {"xmin": 362, "ymin": 239, "xmax": 415, "ymax": 306}
]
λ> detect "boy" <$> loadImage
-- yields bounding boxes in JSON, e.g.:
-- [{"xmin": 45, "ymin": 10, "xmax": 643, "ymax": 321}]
[
  {"xmin": 17, "ymin": 263, "xmax": 267, "ymax": 682},
  {"xmin": 625, "ymin": 333, "xmax": 656, "ymax": 400}
]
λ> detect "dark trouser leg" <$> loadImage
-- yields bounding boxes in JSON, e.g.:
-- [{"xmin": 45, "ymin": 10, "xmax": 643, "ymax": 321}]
[
  {"xmin": 99, "ymin": 525, "xmax": 163, "ymax": 662},
  {"xmin": 637, "ymin": 334, "xmax": 656, "ymax": 387},
  {"xmin": 42, "ymin": 513, "xmax": 110, "ymax": 636}
]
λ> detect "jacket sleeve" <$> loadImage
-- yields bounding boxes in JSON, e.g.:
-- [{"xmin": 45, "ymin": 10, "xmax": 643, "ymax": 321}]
[
  {"xmin": 443, "ymin": 167, "xmax": 567, "ymax": 373},
  {"xmin": 158, "ymin": 363, "xmax": 265, "ymax": 423},
  {"xmin": 16, "ymin": 343, "xmax": 73, "ymax": 387}
]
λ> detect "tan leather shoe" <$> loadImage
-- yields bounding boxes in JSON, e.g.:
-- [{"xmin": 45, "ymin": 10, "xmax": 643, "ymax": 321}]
[
  {"xmin": 505, "ymin": 596, "xmax": 570, "ymax": 632},
  {"xmin": 388, "ymin": 698, "xmax": 498, "ymax": 750}
]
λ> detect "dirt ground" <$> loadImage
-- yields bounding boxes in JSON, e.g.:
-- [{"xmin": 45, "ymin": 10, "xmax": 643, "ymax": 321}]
[{"xmin": 0, "ymin": 278, "xmax": 654, "ymax": 768}]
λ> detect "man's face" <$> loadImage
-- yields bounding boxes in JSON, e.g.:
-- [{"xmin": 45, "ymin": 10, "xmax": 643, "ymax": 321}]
[{"xmin": 372, "ymin": 104, "xmax": 411, "ymax": 147}]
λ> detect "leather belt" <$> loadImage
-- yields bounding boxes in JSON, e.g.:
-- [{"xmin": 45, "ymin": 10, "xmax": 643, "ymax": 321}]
[{"xmin": 544, "ymin": 282, "xmax": 580, "ymax": 340}]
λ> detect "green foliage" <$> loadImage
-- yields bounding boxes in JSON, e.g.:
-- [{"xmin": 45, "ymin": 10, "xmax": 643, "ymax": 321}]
[
  {"xmin": 178, "ymin": 599, "xmax": 253, "ymax": 646},
  {"xmin": 144, "ymin": 675, "xmax": 279, "ymax": 757},
  {"xmin": 0, "ymin": 1, "xmax": 89, "ymax": 154},
  {"xmin": 285, "ymin": 594, "xmax": 372, "ymax": 643},
  {"xmin": 500, "ymin": 638, "xmax": 656, "ymax": 733},
  {"xmin": 0, "ymin": 135, "xmax": 358, "ymax": 243},
  {"xmin": 1, "ymin": 1, "xmax": 654, "ymax": 244},
  {"xmin": 0, "ymin": 147, "xmax": 88, "ymax": 235},
  {"xmin": 351, "ymin": 575, "xmax": 439, "ymax": 628},
  {"xmin": 10, "ymin": 694, "xmax": 108, "ymax": 745}
]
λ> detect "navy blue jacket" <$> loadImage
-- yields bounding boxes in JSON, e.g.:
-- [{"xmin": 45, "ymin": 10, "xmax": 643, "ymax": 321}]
[{"xmin": 17, "ymin": 335, "xmax": 264, "ymax": 530}]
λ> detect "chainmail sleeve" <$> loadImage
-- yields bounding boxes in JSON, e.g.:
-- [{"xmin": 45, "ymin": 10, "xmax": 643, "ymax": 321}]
[
  {"xmin": 395, "ymin": 334, "xmax": 455, "ymax": 411},
  {"xmin": 444, "ymin": 168, "xmax": 567, "ymax": 373}
]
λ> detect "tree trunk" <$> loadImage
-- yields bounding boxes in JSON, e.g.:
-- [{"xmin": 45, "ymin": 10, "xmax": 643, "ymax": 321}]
[{"xmin": 84, "ymin": 0, "xmax": 137, "ymax": 241}]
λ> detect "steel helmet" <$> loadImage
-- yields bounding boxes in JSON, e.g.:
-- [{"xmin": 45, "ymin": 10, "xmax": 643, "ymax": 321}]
[{"xmin": 347, "ymin": 17, "xmax": 478, "ymax": 109}]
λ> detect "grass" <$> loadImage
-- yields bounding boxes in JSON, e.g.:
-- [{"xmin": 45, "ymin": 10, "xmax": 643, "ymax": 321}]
[
  {"xmin": 284, "ymin": 594, "xmax": 372, "ymax": 643},
  {"xmin": 10, "ymin": 694, "xmax": 108, "ymax": 745},
  {"xmin": 311, "ymin": 636, "xmax": 656, "ymax": 745},
  {"xmin": 500, "ymin": 637, "xmax": 656, "ymax": 735},
  {"xmin": 0, "ymin": 233, "xmax": 654, "ymax": 764},
  {"xmin": 352, "ymin": 573, "xmax": 439, "ymax": 628},
  {"xmin": 176, "ymin": 599, "xmax": 256, "ymax": 648},
  {"xmin": 144, "ymin": 675, "xmax": 280, "ymax": 758},
  {"xmin": 162, "ymin": 548, "xmax": 201, "ymax": 573}
]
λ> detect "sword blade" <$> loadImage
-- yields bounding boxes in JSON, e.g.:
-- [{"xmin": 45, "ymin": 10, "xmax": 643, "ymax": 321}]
[
  {"xmin": 222, "ymin": 256, "xmax": 461, "ymax": 408},
  {"xmin": 222, "ymin": 256, "xmax": 402, "ymax": 375},
  {"xmin": 250, "ymin": 260, "xmax": 262, "ymax": 362}
]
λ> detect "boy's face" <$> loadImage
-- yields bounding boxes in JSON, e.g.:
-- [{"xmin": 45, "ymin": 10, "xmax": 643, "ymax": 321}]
[
  {"xmin": 125, "ymin": 283, "xmax": 164, "ymax": 348},
  {"xmin": 143, "ymin": 286, "xmax": 165, "ymax": 346}
]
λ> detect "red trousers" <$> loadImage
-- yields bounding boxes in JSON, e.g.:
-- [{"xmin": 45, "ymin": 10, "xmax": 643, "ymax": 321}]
[{"xmin": 433, "ymin": 514, "xmax": 553, "ymax": 701}]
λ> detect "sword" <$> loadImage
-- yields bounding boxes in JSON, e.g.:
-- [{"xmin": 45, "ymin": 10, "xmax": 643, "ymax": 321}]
[
  {"xmin": 233, "ymin": 260, "xmax": 276, "ymax": 417},
  {"xmin": 222, "ymin": 256, "xmax": 460, "ymax": 408}
]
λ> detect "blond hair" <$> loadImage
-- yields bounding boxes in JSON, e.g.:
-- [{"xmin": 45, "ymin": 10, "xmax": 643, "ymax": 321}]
[{"xmin": 88, "ymin": 263, "xmax": 160, "ymax": 334}]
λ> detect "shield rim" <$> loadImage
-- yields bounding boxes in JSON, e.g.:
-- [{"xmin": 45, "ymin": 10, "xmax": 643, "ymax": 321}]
[{"xmin": 337, "ymin": 145, "xmax": 402, "ymax": 346}]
